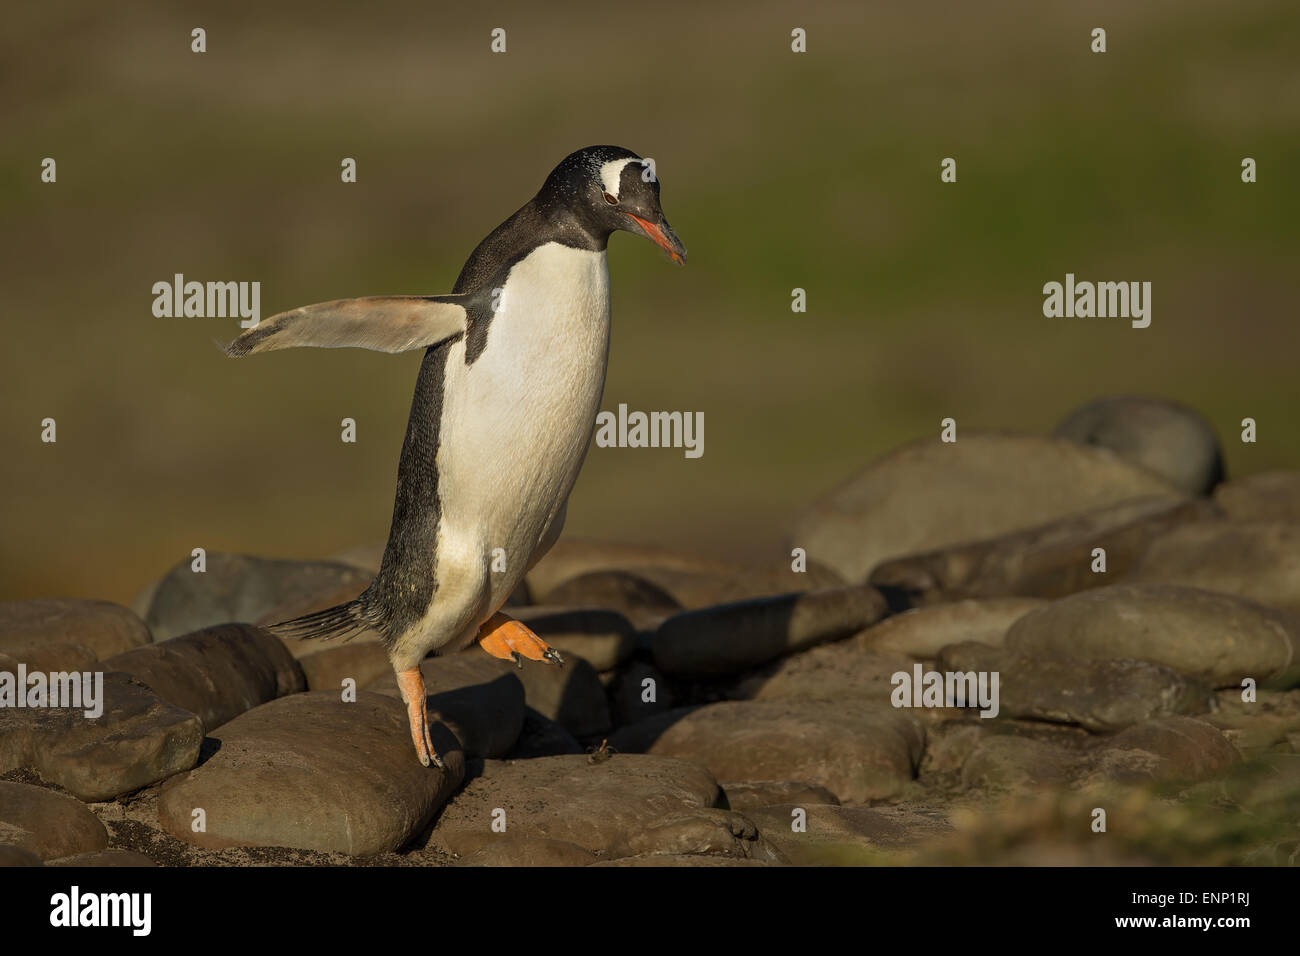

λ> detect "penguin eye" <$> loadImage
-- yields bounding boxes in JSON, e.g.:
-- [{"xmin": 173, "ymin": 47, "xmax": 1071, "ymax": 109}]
[{"xmin": 603, "ymin": 191, "xmax": 619, "ymax": 206}]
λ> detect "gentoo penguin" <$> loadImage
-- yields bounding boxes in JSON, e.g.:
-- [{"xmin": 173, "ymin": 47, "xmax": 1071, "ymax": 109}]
[{"xmin": 224, "ymin": 145, "xmax": 686, "ymax": 767}]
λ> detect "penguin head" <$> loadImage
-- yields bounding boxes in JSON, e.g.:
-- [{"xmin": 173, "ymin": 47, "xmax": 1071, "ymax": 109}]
[{"xmin": 542, "ymin": 145, "xmax": 687, "ymax": 264}]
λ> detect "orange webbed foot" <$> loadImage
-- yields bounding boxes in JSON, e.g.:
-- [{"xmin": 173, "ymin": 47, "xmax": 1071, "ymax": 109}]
[{"xmin": 477, "ymin": 612, "xmax": 564, "ymax": 668}]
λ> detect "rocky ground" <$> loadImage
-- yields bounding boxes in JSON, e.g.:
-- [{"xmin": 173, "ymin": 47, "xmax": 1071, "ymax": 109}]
[{"xmin": 3, "ymin": 395, "xmax": 1299, "ymax": 867}]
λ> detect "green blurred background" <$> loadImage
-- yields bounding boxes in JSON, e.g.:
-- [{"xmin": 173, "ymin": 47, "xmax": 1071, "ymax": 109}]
[{"xmin": 2, "ymin": 0, "xmax": 1298, "ymax": 604}]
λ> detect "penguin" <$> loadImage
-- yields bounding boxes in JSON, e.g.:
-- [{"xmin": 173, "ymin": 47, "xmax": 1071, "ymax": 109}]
[{"xmin": 224, "ymin": 145, "xmax": 686, "ymax": 767}]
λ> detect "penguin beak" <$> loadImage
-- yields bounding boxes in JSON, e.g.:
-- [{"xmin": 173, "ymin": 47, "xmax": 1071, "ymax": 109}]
[{"xmin": 622, "ymin": 211, "xmax": 687, "ymax": 264}]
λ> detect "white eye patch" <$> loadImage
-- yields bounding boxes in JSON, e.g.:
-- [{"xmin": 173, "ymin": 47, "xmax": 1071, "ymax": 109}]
[{"xmin": 598, "ymin": 157, "xmax": 643, "ymax": 200}]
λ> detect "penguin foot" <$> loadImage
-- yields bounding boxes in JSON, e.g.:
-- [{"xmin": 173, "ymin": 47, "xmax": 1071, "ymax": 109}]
[
  {"xmin": 395, "ymin": 666, "xmax": 444, "ymax": 769},
  {"xmin": 477, "ymin": 612, "xmax": 565, "ymax": 667}
]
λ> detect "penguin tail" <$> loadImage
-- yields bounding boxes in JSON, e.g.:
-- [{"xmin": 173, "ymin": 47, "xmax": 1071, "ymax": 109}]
[{"xmin": 266, "ymin": 596, "xmax": 380, "ymax": 644}]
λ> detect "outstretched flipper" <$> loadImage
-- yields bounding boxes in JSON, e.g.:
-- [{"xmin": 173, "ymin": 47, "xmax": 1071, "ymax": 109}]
[{"xmin": 222, "ymin": 294, "xmax": 473, "ymax": 357}]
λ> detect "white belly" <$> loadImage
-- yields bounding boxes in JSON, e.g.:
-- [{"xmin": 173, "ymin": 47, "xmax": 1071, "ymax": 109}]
[{"xmin": 435, "ymin": 242, "xmax": 611, "ymax": 611}]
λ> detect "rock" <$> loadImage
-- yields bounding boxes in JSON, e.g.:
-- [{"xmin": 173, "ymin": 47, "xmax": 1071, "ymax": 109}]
[
  {"xmin": 960, "ymin": 736, "xmax": 1077, "ymax": 791},
  {"xmin": 366, "ymin": 653, "xmax": 525, "ymax": 758},
  {"xmin": 45, "ymin": 850, "xmax": 156, "ymax": 867},
  {"xmin": 1214, "ymin": 471, "xmax": 1300, "ymax": 522},
  {"xmin": 1088, "ymin": 717, "xmax": 1240, "ymax": 785},
  {"xmin": 743, "ymin": 804, "xmax": 951, "ymax": 865},
  {"xmin": 141, "ymin": 552, "xmax": 371, "ymax": 642},
  {"xmin": 426, "ymin": 753, "xmax": 720, "ymax": 856},
  {"xmin": 609, "ymin": 700, "xmax": 924, "ymax": 803},
  {"xmin": 720, "ymin": 780, "xmax": 840, "ymax": 810},
  {"xmin": 526, "ymin": 538, "xmax": 843, "ymax": 611},
  {"xmin": 480, "ymin": 653, "xmax": 610, "ymax": 738},
  {"xmin": 0, "ymin": 845, "xmax": 42, "ymax": 866},
  {"xmin": 793, "ymin": 432, "xmax": 1184, "ymax": 583},
  {"xmin": 100, "ymin": 623, "xmax": 305, "ymax": 732},
  {"xmin": 541, "ymin": 570, "xmax": 684, "ymax": 631},
  {"xmin": 454, "ymin": 838, "xmax": 597, "ymax": 866},
  {"xmin": 1202, "ymin": 689, "xmax": 1300, "ymax": 759},
  {"xmin": 1004, "ymin": 584, "xmax": 1297, "ymax": 688},
  {"xmin": 856, "ymin": 598, "xmax": 1044, "ymax": 659},
  {"xmin": 506, "ymin": 707, "xmax": 583, "ymax": 758},
  {"xmin": 936, "ymin": 642, "xmax": 1213, "ymax": 732},
  {"xmin": 0, "ymin": 782, "xmax": 109, "ymax": 860},
  {"xmin": 653, "ymin": 586, "xmax": 888, "ymax": 678},
  {"xmin": 918, "ymin": 721, "xmax": 989, "ymax": 776},
  {"xmin": 0, "ymin": 599, "xmax": 151, "ymax": 662},
  {"xmin": 0, "ymin": 673, "xmax": 203, "ymax": 801},
  {"xmin": 510, "ymin": 607, "xmax": 637, "ymax": 671},
  {"xmin": 297, "ymin": 642, "xmax": 392, "ymax": 693},
  {"xmin": 606, "ymin": 660, "xmax": 675, "ymax": 727},
  {"xmin": 158, "ymin": 692, "xmax": 464, "ymax": 855},
  {"xmin": 1127, "ymin": 519, "xmax": 1300, "ymax": 614},
  {"xmin": 728, "ymin": 642, "xmax": 912, "ymax": 707},
  {"xmin": 1053, "ymin": 395, "xmax": 1224, "ymax": 495},
  {"xmin": 0, "ymin": 644, "xmax": 98, "ymax": 675},
  {"xmin": 607, "ymin": 808, "xmax": 784, "ymax": 861},
  {"xmin": 870, "ymin": 496, "xmax": 1214, "ymax": 606}
]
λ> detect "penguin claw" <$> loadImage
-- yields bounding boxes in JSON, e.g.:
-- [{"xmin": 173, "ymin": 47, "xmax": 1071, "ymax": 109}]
[
  {"xmin": 510, "ymin": 651, "xmax": 524, "ymax": 669},
  {"xmin": 544, "ymin": 647, "xmax": 565, "ymax": 667}
]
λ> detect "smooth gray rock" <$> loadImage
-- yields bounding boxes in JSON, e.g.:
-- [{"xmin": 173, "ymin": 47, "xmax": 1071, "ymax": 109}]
[
  {"xmin": 1214, "ymin": 471, "xmax": 1300, "ymax": 522},
  {"xmin": 426, "ymin": 753, "xmax": 721, "ymax": 857},
  {"xmin": 0, "ymin": 782, "xmax": 108, "ymax": 860},
  {"xmin": 0, "ymin": 673, "xmax": 203, "ymax": 801},
  {"xmin": 937, "ymin": 641, "xmax": 1214, "ymax": 732},
  {"xmin": 870, "ymin": 496, "xmax": 1214, "ymax": 606},
  {"xmin": 159, "ymin": 692, "xmax": 464, "ymax": 855},
  {"xmin": 1087, "ymin": 717, "xmax": 1240, "ymax": 785},
  {"xmin": 1004, "ymin": 584, "xmax": 1297, "ymax": 688},
  {"xmin": 1053, "ymin": 395, "xmax": 1224, "ymax": 494},
  {"xmin": 1127, "ymin": 519, "xmax": 1300, "ymax": 614},
  {"xmin": 0, "ymin": 599, "xmax": 151, "ymax": 662},
  {"xmin": 141, "ymin": 552, "xmax": 371, "ymax": 642},
  {"xmin": 855, "ymin": 598, "xmax": 1044, "ymax": 659},
  {"xmin": 654, "ymin": 586, "xmax": 888, "ymax": 678},
  {"xmin": 101, "ymin": 623, "xmax": 305, "ymax": 731},
  {"xmin": 609, "ymin": 699, "xmax": 924, "ymax": 803},
  {"xmin": 541, "ymin": 570, "xmax": 683, "ymax": 631},
  {"xmin": 793, "ymin": 432, "xmax": 1184, "ymax": 583}
]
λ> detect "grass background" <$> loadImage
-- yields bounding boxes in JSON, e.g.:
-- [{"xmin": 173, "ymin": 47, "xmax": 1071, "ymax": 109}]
[{"xmin": 2, "ymin": 0, "xmax": 1298, "ymax": 604}]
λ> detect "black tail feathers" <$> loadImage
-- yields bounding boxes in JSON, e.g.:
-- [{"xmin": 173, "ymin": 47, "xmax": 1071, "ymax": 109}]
[{"xmin": 266, "ymin": 596, "xmax": 384, "ymax": 644}]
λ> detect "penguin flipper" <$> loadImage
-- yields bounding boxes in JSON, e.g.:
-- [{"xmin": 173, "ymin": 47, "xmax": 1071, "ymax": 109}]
[{"xmin": 221, "ymin": 295, "xmax": 469, "ymax": 357}]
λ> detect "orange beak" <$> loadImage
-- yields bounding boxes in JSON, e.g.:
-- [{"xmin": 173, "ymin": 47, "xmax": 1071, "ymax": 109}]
[{"xmin": 623, "ymin": 212, "xmax": 687, "ymax": 264}]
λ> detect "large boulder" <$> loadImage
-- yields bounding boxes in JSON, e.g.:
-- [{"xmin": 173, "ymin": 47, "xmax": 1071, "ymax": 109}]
[
  {"xmin": 1004, "ymin": 584, "xmax": 1298, "ymax": 689},
  {"xmin": 140, "ymin": 553, "xmax": 371, "ymax": 642},
  {"xmin": 0, "ymin": 672, "xmax": 203, "ymax": 801},
  {"xmin": 158, "ymin": 692, "xmax": 464, "ymax": 856},
  {"xmin": 793, "ymin": 433, "xmax": 1184, "ymax": 583}
]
